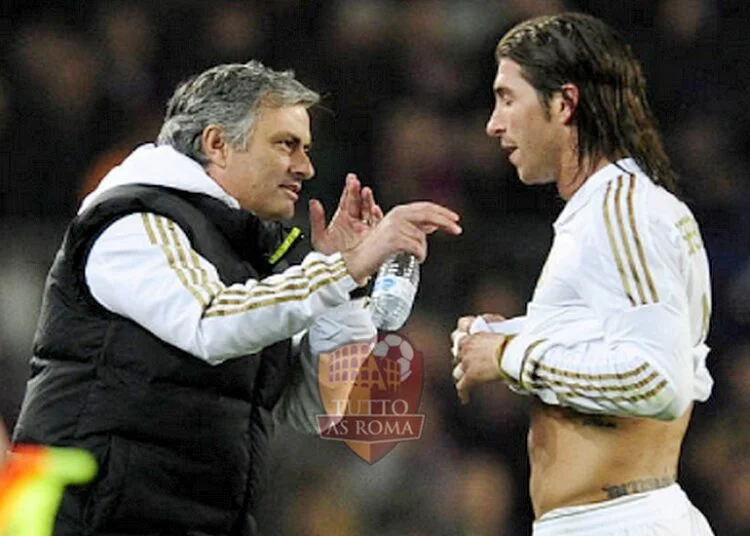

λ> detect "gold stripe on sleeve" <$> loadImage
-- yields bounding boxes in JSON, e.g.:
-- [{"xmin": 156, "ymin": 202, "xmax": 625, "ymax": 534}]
[
  {"xmin": 188, "ymin": 248, "xmax": 224, "ymax": 296},
  {"xmin": 573, "ymin": 379, "xmax": 668, "ymax": 404},
  {"xmin": 603, "ymin": 181, "xmax": 636, "ymax": 306},
  {"xmin": 152, "ymin": 216, "xmax": 208, "ymax": 308},
  {"xmin": 165, "ymin": 219, "xmax": 198, "ymax": 287},
  {"xmin": 533, "ymin": 360, "xmax": 649, "ymax": 382},
  {"xmin": 203, "ymin": 265, "xmax": 351, "ymax": 318},
  {"xmin": 527, "ymin": 378, "xmax": 668, "ymax": 403},
  {"xmin": 141, "ymin": 213, "xmax": 157, "ymax": 245},
  {"xmin": 165, "ymin": 219, "xmax": 219, "ymax": 298},
  {"xmin": 615, "ymin": 175, "xmax": 647, "ymax": 304},
  {"xmin": 530, "ymin": 368, "xmax": 661, "ymax": 394},
  {"xmin": 518, "ymin": 339, "xmax": 548, "ymax": 390},
  {"xmin": 627, "ymin": 175, "xmax": 659, "ymax": 303},
  {"xmin": 210, "ymin": 281, "xmax": 319, "ymax": 306},
  {"xmin": 205, "ymin": 259, "xmax": 347, "ymax": 309}
]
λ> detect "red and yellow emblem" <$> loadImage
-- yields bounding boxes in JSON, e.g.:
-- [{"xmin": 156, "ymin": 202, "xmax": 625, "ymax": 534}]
[{"xmin": 317, "ymin": 333, "xmax": 424, "ymax": 464}]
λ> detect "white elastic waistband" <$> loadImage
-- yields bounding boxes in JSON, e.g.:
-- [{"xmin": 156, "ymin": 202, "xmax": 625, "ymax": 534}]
[{"xmin": 533, "ymin": 484, "xmax": 690, "ymax": 535}]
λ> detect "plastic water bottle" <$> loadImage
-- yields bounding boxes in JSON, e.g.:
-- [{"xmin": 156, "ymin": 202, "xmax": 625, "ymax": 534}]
[{"xmin": 370, "ymin": 253, "xmax": 420, "ymax": 331}]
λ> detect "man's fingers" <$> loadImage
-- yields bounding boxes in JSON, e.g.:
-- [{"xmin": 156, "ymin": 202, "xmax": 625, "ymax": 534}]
[
  {"xmin": 394, "ymin": 202, "xmax": 462, "ymax": 236},
  {"xmin": 403, "ymin": 235, "xmax": 427, "ymax": 263},
  {"xmin": 456, "ymin": 375, "xmax": 470, "ymax": 405},
  {"xmin": 361, "ymin": 186, "xmax": 375, "ymax": 224},
  {"xmin": 340, "ymin": 173, "xmax": 362, "ymax": 219},
  {"xmin": 452, "ymin": 363, "xmax": 464, "ymax": 382},
  {"xmin": 451, "ymin": 329, "xmax": 467, "ymax": 360},
  {"xmin": 405, "ymin": 201, "xmax": 460, "ymax": 221},
  {"xmin": 372, "ymin": 203, "xmax": 384, "ymax": 224},
  {"xmin": 458, "ymin": 316, "xmax": 476, "ymax": 332},
  {"xmin": 309, "ymin": 199, "xmax": 327, "ymax": 241},
  {"xmin": 416, "ymin": 213, "xmax": 462, "ymax": 235},
  {"xmin": 390, "ymin": 225, "xmax": 428, "ymax": 262},
  {"xmin": 361, "ymin": 186, "xmax": 384, "ymax": 225},
  {"xmin": 482, "ymin": 313, "xmax": 506, "ymax": 323},
  {"xmin": 421, "ymin": 225, "xmax": 438, "ymax": 234}
]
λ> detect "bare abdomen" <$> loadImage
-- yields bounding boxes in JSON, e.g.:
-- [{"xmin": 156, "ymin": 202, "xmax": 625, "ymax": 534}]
[{"xmin": 527, "ymin": 399, "xmax": 692, "ymax": 518}]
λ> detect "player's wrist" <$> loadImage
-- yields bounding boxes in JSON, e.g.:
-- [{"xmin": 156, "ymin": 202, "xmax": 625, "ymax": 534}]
[
  {"xmin": 494, "ymin": 335, "xmax": 516, "ymax": 382},
  {"xmin": 340, "ymin": 249, "xmax": 373, "ymax": 287}
]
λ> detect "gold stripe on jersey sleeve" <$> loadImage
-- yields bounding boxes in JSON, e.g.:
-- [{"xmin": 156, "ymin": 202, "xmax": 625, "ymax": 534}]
[
  {"xmin": 527, "ymin": 378, "xmax": 668, "ymax": 403},
  {"xmin": 187, "ymin": 248, "xmax": 222, "ymax": 295},
  {"xmin": 151, "ymin": 216, "xmax": 209, "ymax": 308},
  {"xmin": 603, "ymin": 181, "xmax": 636, "ymax": 306},
  {"xmin": 203, "ymin": 265, "xmax": 350, "ymax": 318},
  {"xmin": 627, "ymin": 175, "xmax": 659, "ymax": 303},
  {"xmin": 204, "ymin": 261, "xmax": 346, "ymax": 309},
  {"xmin": 212, "ymin": 260, "xmax": 335, "ymax": 297},
  {"xmin": 211, "ymin": 282, "xmax": 321, "ymax": 306},
  {"xmin": 615, "ymin": 176, "xmax": 647, "ymax": 304},
  {"xmin": 166, "ymin": 219, "xmax": 202, "ymax": 289},
  {"xmin": 206, "ymin": 259, "xmax": 347, "ymax": 310},
  {"xmin": 532, "ymin": 360, "xmax": 649, "ymax": 381},
  {"xmin": 141, "ymin": 213, "xmax": 158, "ymax": 245},
  {"xmin": 518, "ymin": 339, "xmax": 548, "ymax": 390},
  {"xmin": 164, "ymin": 219, "xmax": 190, "ymax": 281},
  {"xmin": 162, "ymin": 217, "xmax": 218, "ymax": 300},
  {"xmin": 530, "ymin": 368, "xmax": 661, "ymax": 393},
  {"xmin": 573, "ymin": 379, "xmax": 668, "ymax": 404}
]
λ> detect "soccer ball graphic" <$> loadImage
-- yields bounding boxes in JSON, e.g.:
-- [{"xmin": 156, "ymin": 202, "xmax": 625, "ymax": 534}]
[{"xmin": 372, "ymin": 333, "xmax": 415, "ymax": 382}]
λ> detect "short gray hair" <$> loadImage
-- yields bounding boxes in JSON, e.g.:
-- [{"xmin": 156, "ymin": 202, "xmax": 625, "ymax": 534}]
[{"xmin": 156, "ymin": 60, "xmax": 320, "ymax": 165}]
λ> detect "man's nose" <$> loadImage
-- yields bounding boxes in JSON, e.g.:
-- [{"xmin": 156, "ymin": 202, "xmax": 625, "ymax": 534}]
[
  {"xmin": 292, "ymin": 151, "xmax": 315, "ymax": 180},
  {"xmin": 486, "ymin": 106, "xmax": 504, "ymax": 137}
]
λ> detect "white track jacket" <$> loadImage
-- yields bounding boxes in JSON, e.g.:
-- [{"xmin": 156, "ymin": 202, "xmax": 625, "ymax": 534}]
[{"xmin": 81, "ymin": 144, "xmax": 376, "ymax": 432}]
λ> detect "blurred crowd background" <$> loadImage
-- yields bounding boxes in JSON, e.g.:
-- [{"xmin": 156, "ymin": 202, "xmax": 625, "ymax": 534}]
[{"xmin": 1, "ymin": 0, "xmax": 749, "ymax": 534}]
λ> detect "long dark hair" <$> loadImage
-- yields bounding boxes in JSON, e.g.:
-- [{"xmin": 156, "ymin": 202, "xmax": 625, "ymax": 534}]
[{"xmin": 496, "ymin": 13, "xmax": 677, "ymax": 193}]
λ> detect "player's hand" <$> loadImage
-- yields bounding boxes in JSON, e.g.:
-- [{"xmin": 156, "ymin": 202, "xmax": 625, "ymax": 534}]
[
  {"xmin": 309, "ymin": 173, "xmax": 384, "ymax": 255},
  {"xmin": 451, "ymin": 314, "xmax": 506, "ymax": 364},
  {"xmin": 341, "ymin": 201, "xmax": 461, "ymax": 285},
  {"xmin": 453, "ymin": 331, "xmax": 507, "ymax": 404},
  {"xmin": 451, "ymin": 315, "xmax": 476, "ymax": 365}
]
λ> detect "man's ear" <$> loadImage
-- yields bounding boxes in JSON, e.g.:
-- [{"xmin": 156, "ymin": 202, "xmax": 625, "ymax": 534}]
[
  {"xmin": 201, "ymin": 125, "xmax": 228, "ymax": 168},
  {"xmin": 557, "ymin": 83, "xmax": 579, "ymax": 125}
]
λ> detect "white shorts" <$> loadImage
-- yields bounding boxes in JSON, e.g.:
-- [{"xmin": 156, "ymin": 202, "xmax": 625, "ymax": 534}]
[{"xmin": 532, "ymin": 484, "xmax": 714, "ymax": 535}]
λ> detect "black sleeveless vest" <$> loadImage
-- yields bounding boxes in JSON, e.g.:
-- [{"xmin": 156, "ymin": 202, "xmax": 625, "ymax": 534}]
[{"xmin": 13, "ymin": 185, "xmax": 308, "ymax": 536}]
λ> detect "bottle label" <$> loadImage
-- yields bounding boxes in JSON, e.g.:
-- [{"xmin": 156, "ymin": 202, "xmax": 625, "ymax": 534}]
[{"xmin": 372, "ymin": 275, "xmax": 417, "ymax": 301}]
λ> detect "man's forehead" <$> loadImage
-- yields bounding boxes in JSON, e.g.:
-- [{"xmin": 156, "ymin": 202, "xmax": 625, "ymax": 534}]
[
  {"xmin": 493, "ymin": 58, "xmax": 523, "ymax": 88},
  {"xmin": 256, "ymin": 105, "xmax": 312, "ymax": 138}
]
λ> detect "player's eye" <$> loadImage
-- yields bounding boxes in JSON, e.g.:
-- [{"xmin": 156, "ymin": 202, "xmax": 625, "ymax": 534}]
[{"xmin": 278, "ymin": 139, "xmax": 296, "ymax": 151}]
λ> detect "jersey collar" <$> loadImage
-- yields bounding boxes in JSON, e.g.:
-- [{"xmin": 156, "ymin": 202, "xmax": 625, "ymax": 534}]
[{"xmin": 554, "ymin": 158, "xmax": 641, "ymax": 229}]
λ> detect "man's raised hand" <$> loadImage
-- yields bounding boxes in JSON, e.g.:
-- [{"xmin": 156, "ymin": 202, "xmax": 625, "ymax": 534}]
[
  {"xmin": 341, "ymin": 201, "xmax": 461, "ymax": 285},
  {"xmin": 309, "ymin": 173, "xmax": 384, "ymax": 255}
]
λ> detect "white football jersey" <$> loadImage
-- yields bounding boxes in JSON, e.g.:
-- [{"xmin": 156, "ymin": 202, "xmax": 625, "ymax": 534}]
[{"xmin": 486, "ymin": 159, "xmax": 713, "ymax": 420}]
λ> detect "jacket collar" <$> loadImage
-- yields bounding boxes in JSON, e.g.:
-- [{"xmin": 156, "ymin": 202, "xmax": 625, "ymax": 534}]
[
  {"xmin": 79, "ymin": 143, "xmax": 240, "ymax": 214},
  {"xmin": 554, "ymin": 158, "xmax": 642, "ymax": 229}
]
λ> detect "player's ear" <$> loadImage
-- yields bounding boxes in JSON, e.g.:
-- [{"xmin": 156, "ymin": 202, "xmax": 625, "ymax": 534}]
[
  {"xmin": 555, "ymin": 83, "xmax": 579, "ymax": 125},
  {"xmin": 201, "ymin": 125, "xmax": 229, "ymax": 168}
]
